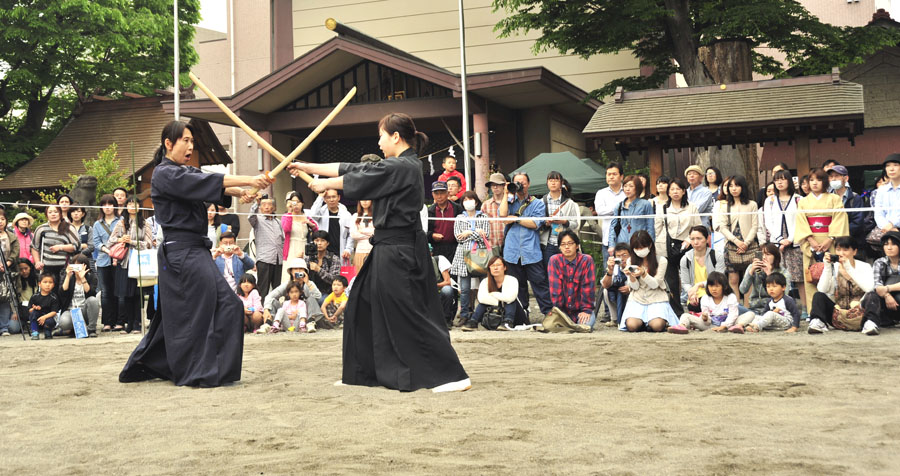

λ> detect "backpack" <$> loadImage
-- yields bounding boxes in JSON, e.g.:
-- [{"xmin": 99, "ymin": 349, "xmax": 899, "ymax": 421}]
[{"xmin": 683, "ymin": 249, "xmax": 717, "ymax": 272}]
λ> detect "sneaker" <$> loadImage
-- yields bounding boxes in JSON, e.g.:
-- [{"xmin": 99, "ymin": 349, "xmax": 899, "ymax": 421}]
[
  {"xmin": 1, "ymin": 331, "xmax": 9, "ymax": 336},
  {"xmin": 808, "ymin": 318, "xmax": 827, "ymax": 334},
  {"xmin": 31, "ymin": 331, "xmax": 39, "ymax": 340},
  {"xmin": 307, "ymin": 322, "xmax": 316, "ymax": 333},
  {"xmin": 44, "ymin": 331, "xmax": 53, "ymax": 340},
  {"xmin": 88, "ymin": 331, "xmax": 98, "ymax": 338},
  {"xmin": 461, "ymin": 320, "xmax": 478, "ymax": 332},
  {"xmin": 496, "ymin": 321, "xmax": 513, "ymax": 331},
  {"xmin": 728, "ymin": 325, "xmax": 744, "ymax": 334},
  {"xmin": 432, "ymin": 378, "xmax": 472, "ymax": 393},
  {"xmin": 667, "ymin": 324, "xmax": 689, "ymax": 335},
  {"xmin": 862, "ymin": 320, "xmax": 879, "ymax": 336}
]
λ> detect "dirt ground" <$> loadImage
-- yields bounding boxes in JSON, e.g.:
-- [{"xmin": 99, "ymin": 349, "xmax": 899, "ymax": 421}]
[{"xmin": 3, "ymin": 326, "xmax": 900, "ymax": 475}]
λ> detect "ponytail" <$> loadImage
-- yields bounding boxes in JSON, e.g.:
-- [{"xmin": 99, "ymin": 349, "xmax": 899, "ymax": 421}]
[
  {"xmin": 153, "ymin": 145, "xmax": 166, "ymax": 166},
  {"xmin": 155, "ymin": 120, "xmax": 193, "ymax": 165},
  {"xmin": 413, "ymin": 131, "xmax": 429, "ymax": 156}
]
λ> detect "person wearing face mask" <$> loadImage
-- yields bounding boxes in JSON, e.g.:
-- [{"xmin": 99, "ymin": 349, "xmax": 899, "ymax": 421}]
[
  {"xmin": 449, "ymin": 191, "xmax": 491, "ymax": 325},
  {"xmin": 619, "ymin": 230, "xmax": 679, "ymax": 332},
  {"xmin": 539, "ymin": 171, "xmax": 581, "ymax": 271},
  {"xmin": 828, "ymin": 165, "xmax": 870, "ymax": 259}
]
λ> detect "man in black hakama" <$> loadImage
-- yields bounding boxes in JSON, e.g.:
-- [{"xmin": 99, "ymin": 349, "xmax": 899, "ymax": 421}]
[
  {"xmin": 119, "ymin": 158, "xmax": 245, "ymax": 387},
  {"xmin": 336, "ymin": 149, "xmax": 469, "ymax": 391}
]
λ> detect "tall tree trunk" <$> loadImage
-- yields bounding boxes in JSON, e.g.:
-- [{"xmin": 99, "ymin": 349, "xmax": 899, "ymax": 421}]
[{"xmin": 694, "ymin": 40, "xmax": 760, "ymax": 192}]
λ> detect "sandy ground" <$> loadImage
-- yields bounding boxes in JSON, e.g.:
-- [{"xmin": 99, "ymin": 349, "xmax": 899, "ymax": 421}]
[{"xmin": 3, "ymin": 326, "xmax": 900, "ymax": 476}]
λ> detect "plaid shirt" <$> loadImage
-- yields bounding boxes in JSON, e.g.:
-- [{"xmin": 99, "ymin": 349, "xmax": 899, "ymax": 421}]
[
  {"xmin": 548, "ymin": 253, "xmax": 596, "ymax": 315},
  {"xmin": 873, "ymin": 257, "xmax": 900, "ymax": 287},
  {"xmin": 481, "ymin": 197, "xmax": 505, "ymax": 248}
]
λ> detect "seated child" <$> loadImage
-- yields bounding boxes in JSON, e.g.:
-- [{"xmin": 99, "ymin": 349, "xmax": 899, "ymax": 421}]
[
  {"xmin": 273, "ymin": 282, "xmax": 311, "ymax": 333},
  {"xmin": 321, "ymin": 275, "xmax": 348, "ymax": 329},
  {"xmin": 237, "ymin": 273, "xmax": 263, "ymax": 332},
  {"xmin": 744, "ymin": 272, "xmax": 800, "ymax": 333},
  {"xmin": 29, "ymin": 272, "xmax": 59, "ymax": 340},
  {"xmin": 669, "ymin": 271, "xmax": 736, "ymax": 333}
]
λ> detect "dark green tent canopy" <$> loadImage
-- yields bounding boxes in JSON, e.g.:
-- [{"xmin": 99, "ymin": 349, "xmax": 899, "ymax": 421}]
[{"xmin": 511, "ymin": 151, "xmax": 607, "ymax": 198}]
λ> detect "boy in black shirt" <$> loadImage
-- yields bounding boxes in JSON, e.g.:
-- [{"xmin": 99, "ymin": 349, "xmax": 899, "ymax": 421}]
[{"xmin": 29, "ymin": 273, "xmax": 59, "ymax": 340}]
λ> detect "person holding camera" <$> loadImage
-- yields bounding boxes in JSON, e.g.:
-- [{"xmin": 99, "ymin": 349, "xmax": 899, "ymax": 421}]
[
  {"xmin": 280, "ymin": 191, "xmax": 318, "ymax": 284},
  {"xmin": 248, "ymin": 193, "xmax": 284, "ymax": 297},
  {"xmin": 600, "ymin": 243, "xmax": 632, "ymax": 326},
  {"xmin": 56, "ymin": 254, "xmax": 99, "ymax": 337},
  {"xmin": 808, "ymin": 236, "xmax": 873, "ymax": 334},
  {"xmin": 499, "ymin": 172, "xmax": 553, "ymax": 323},
  {"xmin": 863, "ymin": 231, "xmax": 900, "ymax": 335},
  {"xmin": 618, "ymin": 230, "xmax": 679, "ymax": 332},
  {"xmin": 262, "ymin": 257, "xmax": 324, "ymax": 330},
  {"xmin": 213, "ymin": 231, "xmax": 255, "ymax": 293},
  {"xmin": 307, "ymin": 230, "xmax": 341, "ymax": 305}
]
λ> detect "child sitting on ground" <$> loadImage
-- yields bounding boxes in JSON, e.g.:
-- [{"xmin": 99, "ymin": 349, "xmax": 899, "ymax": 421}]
[
  {"xmin": 743, "ymin": 272, "xmax": 801, "ymax": 333},
  {"xmin": 274, "ymin": 282, "xmax": 311, "ymax": 333},
  {"xmin": 29, "ymin": 273, "xmax": 59, "ymax": 340},
  {"xmin": 670, "ymin": 271, "xmax": 736, "ymax": 333},
  {"xmin": 321, "ymin": 275, "xmax": 348, "ymax": 329},
  {"xmin": 237, "ymin": 273, "xmax": 263, "ymax": 333}
]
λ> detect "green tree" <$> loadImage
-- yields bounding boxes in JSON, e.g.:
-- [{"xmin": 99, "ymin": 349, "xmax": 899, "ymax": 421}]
[
  {"xmin": 493, "ymin": 0, "xmax": 900, "ymax": 186},
  {"xmin": 60, "ymin": 143, "xmax": 133, "ymax": 201},
  {"xmin": 0, "ymin": 0, "xmax": 201, "ymax": 172}
]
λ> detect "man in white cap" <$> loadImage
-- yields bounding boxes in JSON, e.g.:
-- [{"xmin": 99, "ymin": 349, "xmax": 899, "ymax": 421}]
[
  {"xmin": 685, "ymin": 165, "xmax": 714, "ymax": 230},
  {"xmin": 481, "ymin": 172, "xmax": 510, "ymax": 249},
  {"xmin": 262, "ymin": 257, "xmax": 324, "ymax": 332}
]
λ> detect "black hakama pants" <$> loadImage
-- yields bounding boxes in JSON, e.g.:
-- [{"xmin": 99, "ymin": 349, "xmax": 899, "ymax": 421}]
[
  {"xmin": 342, "ymin": 227, "xmax": 468, "ymax": 391},
  {"xmin": 119, "ymin": 237, "xmax": 244, "ymax": 387}
]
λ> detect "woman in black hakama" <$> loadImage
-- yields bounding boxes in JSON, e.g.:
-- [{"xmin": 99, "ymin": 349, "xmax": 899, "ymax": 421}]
[
  {"xmin": 288, "ymin": 113, "xmax": 470, "ymax": 393},
  {"xmin": 119, "ymin": 121, "xmax": 271, "ymax": 387}
]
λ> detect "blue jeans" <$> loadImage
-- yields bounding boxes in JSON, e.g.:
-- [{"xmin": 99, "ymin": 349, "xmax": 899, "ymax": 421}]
[
  {"xmin": 458, "ymin": 275, "xmax": 478, "ymax": 320},
  {"xmin": 505, "ymin": 260, "xmax": 553, "ymax": 316},
  {"xmin": 606, "ymin": 285, "xmax": 629, "ymax": 324},
  {"xmin": 0, "ymin": 301, "xmax": 10, "ymax": 333},
  {"xmin": 439, "ymin": 285, "xmax": 457, "ymax": 325},
  {"xmin": 541, "ymin": 244, "xmax": 561, "ymax": 272},
  {"xmin": 472, "ymin": 301, "xmax": 519, "ymax": 325}
]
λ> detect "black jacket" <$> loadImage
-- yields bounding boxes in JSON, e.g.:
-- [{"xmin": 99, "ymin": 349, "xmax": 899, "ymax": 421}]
[{"xmin": 57, "ymin": 268, "xmax": 98, "ymax": 312}]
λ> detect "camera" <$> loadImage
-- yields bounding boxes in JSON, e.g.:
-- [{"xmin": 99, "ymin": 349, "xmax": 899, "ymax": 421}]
[
  {"xmin": 260, "ymin": 193, "xmax": 268, "ymax": 200},
  {"xmin": 507, "ymin": 182, "xmax": 524, "ymax": 194},
  {"xmin": 614, "ymin": 257, "xmax": 622, "ymax": 266},
  {"xmin": 71, "ymin": 264, "xmax": 83, "ymax": 272},
  {"xmin": 305, "ymin": 241, "xmax": 318, "ymax": 257},
  {"xmin": 828, "ymin": 253, "xmax": 838, "ymax": 263},
  {"xmin": 627, "ymin": 264, "xmax": 641, "ymax": 274},
  {"xmin": 223, "ymin": 244, "xmax": 236, "ymax": 253},
  {"xmin": 294, "ymin": 271, "xmax": 306, "ymax": 280}
]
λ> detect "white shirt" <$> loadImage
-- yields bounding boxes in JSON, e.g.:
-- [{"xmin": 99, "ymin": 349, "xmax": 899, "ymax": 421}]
[{"xmin": 594, "ymin": 186, "xmax": 625, "ymax": 246}]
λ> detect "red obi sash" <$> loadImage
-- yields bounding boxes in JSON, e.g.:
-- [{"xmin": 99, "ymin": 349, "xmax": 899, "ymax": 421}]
[{"xmin": 807, "ymin": 216, "xmax": 832, "ymax": 232}]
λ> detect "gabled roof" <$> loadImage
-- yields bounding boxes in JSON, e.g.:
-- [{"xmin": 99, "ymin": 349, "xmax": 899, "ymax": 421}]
[
  {"xmin": 174, "ymin": 24, "xmax": 600, "ymax": 127},
  {"xmin": 0, "ymin": 96, "xmax": 230, "ymax": 192},
  {"xmin": 583, "ymin": 73, "xmax": 865, "ymax": 151}
]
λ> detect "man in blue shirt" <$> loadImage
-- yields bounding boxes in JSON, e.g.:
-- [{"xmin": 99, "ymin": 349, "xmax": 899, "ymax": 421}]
[
  {"xmin": 875, "ymin": 154, "xmax": 900, "ymax": 235},
  {"xmin": 500, "ymin": 173, "xmax": 553, "ymax": 324}
]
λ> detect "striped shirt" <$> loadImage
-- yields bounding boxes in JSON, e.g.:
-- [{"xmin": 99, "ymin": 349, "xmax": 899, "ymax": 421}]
[
  {"xmin": 248, "ymin": 201, "xmax": 284, "ymax": 265},
  {"xmin": 32, "ymin": 223, "xmax": 78, "ymax": 267}
]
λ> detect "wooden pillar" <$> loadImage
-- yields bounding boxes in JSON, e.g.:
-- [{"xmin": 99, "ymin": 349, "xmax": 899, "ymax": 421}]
[
  {"xmin": 795, "ymin": 133, "xmax": 810, "ymax": 179},
  {"xmin": 472, "ymin": 112, "xmax": 489, "ymax": 199},
  {"xmin": 648, "ymin": 142, "xmax": 663, "ymax": 189}
]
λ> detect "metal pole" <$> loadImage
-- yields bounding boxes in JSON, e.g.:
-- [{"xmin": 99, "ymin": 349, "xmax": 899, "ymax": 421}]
[
  {"xmin": 457, "ymin": 0, "xmax": 470, "ymax": 190},
  {"xmin": 174, "ymin": 0, "xmax": 180, "ymax": 120}
]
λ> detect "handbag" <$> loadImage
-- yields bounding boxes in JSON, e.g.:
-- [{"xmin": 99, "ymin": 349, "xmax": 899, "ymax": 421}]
[
  {"xmin": 867, "ymin": 227, "xmax": 885, "ymax": 246},
  {"xmin": 662, "ymin": 204, "xmax": 685, "ymax": 261},
  {"xmin": 464, "ymin": 240, "xmax": 494, "ymax": 277},
  {"xmin": 724, "ymin": 202, "xmax": 761, "ymax": 266},
  {"xmin": 108, "ymin": 242, "xmax": 128, "ymax": 261},
  {"xmin": 805, "ymin": 253, "xmax": 825, "ymax": 284},
  {"xmin": 481, "ymin": 306, "xmax": 504, "ymax": 330},
  {"xmin": 128, "ymin": 248, "xmax": 159, "ymax": 287},
  {"xmin": 832, "ymin": 302, "xmax": 864, "ymax": 331},
  {"xmin": 340, "ymin": 258, "xmax": 357, "ymax": 282}
]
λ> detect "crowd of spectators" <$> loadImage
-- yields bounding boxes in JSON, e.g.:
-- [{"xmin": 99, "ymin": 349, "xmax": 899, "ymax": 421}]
[{"xmin": 3, "ymin": 153, "xmax": 899, "ymax": 341}]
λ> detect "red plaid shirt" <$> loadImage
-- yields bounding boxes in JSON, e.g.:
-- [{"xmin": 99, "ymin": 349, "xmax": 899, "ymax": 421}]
[
  {"xmin": 481, "ymin": 197, "xmax": 505, "ymax": 248},
  {"xmin": 548, "ymin": 253, "xmax": 596, "ymax": 315}
]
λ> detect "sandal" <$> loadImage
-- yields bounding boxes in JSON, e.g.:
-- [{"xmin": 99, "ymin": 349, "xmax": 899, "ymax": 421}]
[
  {"xmin": 130, "ymin": 330, "xmax": 141, "ymax": 334},
  {"xmin": 101, "ymin": 325, "xmax": 112, "ymax": 332},
  {"xmin": 113, "ymin": 325, "xmax": 124, "ymax": 332}
]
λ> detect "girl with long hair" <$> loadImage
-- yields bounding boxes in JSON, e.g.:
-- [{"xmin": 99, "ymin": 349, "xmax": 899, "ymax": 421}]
[
  {"xmin": 619, "ymin": 230, "xmax": 679, "ymax": 332},
  {"xmin": 107, "ymin": 198, "xmax": 154, "ymax": 333},
  {"xmin": 714, "ymin": 175, "xmax": 761, "ymax": 299},
  {"xmin": 349, "ymin": 199, "xmax": 375, "ymax": 268}
]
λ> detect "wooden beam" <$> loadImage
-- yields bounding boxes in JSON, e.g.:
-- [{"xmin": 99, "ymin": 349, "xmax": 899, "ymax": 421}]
[
  {"xmin": 795, "ymin": 132, "xmax": 810, "ymax": 179},
  {"xmin": 648, "ymin": 141, "xmax": 663, "ymax": 188}
]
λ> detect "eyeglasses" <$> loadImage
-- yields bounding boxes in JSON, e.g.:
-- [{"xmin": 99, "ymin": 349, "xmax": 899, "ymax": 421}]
[{"xmin": 559, "ymin": 241, "xmax": 577, "ymax": 247}]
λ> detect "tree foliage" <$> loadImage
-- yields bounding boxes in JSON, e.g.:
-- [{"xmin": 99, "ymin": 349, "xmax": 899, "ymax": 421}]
[
  {"xmin": 492, "ymin": 0, "xmax": 900, "ymax": 99},
  {"xmin": 0, "ymin": 0, "xmax": 201, "ymax": 172},
  {"xmin": 60, "ymin": 143, "xmax": 133, "ymax": 201}
]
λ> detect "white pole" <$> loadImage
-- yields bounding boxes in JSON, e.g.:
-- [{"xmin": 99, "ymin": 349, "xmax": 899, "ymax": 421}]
[
  {"xmin": 230, "ymin": 0, "xmax": 236, "ymax": 175},
  {"xmin": 174, "ymin": 0, "xmax": 180, "ymax": 120},
  {"xmin": 457, "ymin": 0, "xmax": 470, "ymax": 190}
]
